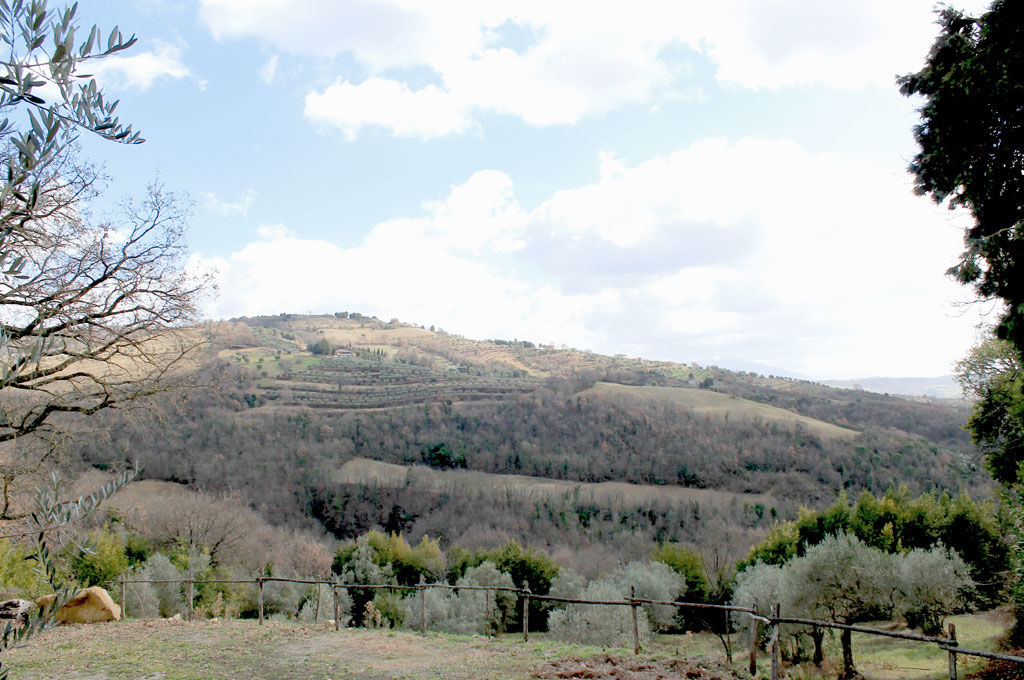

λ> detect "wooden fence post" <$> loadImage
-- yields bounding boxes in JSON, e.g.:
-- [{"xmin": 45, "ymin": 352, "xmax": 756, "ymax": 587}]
[
  {"xmin": 120, "ymin": 573, "xmax": 126, "ymax": 620},
  {"xmin": 332, "ymin": 578, "xmax": 340, "ymax": 632},
  {"xmin": 948, "ymin": 623, "xmax": 958, "ymax": 680},
  {"xmin": 631, "ymin": 586, "xmax": 640, "ymax": 655},
  {"xmin": 484, "ymin": 587, "xmax": 491, "ymax": 636},
  {"xmin": 419, "ymin": 574, "xmax": 426, "ymax": 636},
  {"xmin": 522, "ymin": 581, "xmax": 530, "ymax": 642},
  {"xmin": 726, "ymin": 610, "xmax": 733, "ymax": 664},
  {"xmin": 257, "ymin": 573, "xmax": 264, "ymax": 626},
  {"xmin": 749, "ymin": 599, "xmax": 758, "ymax": 677},
  {"xmin": 770, "ymin": 603, "xmax": 780, "ymax": 680},
  {"xmin": 313, "ymin": 582, "xmax": 320, "ymax": 622},
  {"xmin": 187, "ymin": 571, "xmax": 194, "ymax": 622}
]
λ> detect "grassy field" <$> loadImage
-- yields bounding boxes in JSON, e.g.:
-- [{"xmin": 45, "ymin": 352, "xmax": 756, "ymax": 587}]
[
  {"xmin": 1, "ymin": 620, "xmax": 721, "ymax": 680},
  {"xmin": 335, "ymin": 457, "xmax": 777, "ymax": 513},
  {"xmin": 583, "ymin": 382, "xmax": 859, "ymax": 441},
  {"xmin": 3, "ymin": 610, "xmax": 1008, "ymax": 680},
  {"xmin": 840, "ymin": 609, "xmax": 1008, "ymax": 680}
]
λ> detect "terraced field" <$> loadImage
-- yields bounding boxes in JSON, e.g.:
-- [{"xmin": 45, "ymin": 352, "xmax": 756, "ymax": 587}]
[{"xmin": 222, "ymin": 350, "xmax": 541, "ymax": 410}]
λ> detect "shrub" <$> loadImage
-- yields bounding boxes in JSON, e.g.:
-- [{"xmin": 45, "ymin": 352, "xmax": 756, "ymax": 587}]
[
  {"xmin": 548, "ymin": 581, "xmax": 651, "ymax": 648},
  {"xmin": 372, "ymin": 589, "xmax": 405, "ymax": 628},
  {"xmin": 605, "ymin": 560, "xmax": 684, "ymax": 632},
  {"xmin": 298, "ymin": 583, "xmax": 351, "ymax": 625},
  {"xmin": 262, "ymin": 579, "xmax": 304, "ymax": 618},
  {"xmin": 337, "ymin": 534, "xmax": 396, "ymax": 625},
  {"xmin": 138, "ymin": 553, "xmax": 187, "ymax": 618},
  {"xmin": 0, "ymin": 539, "xmax": 49, "ymax": 600},
  {"xmin": 486, "ymin": 540, "xmax": 560, "ymax": 630},
  {"xmin": 68, "ymin": 530, "xmax": 129, "ymax": 587},
  {"xmin": 653, "ymin": 543, "xmax": 710, "ymax": 603},
  {"xmin": 195, "ymin": 564, "xmax": 250, "ymax": 619},
  {"xmin": 124, "ymin": 580, "xmax": 161, "ymax": 619},
  {"xmin": 897, "ymin": 546, "xmax": 972, "ymax": 635},
  {"xmin": 402, "ymin": 560, "xmax": 514, "ymax": 635},
  {"xmin": 549, "ymin": 568, "xmax": 586, "ymax": 601},
  {"xmin": 404, "ymin": 586, "xmax": 456, "ymax": 633}
]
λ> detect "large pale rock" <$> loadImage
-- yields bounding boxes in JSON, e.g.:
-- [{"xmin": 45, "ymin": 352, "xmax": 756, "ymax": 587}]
[{"xmin": 35, "ymin": 586, "xmax": 121, "ymax": 623}]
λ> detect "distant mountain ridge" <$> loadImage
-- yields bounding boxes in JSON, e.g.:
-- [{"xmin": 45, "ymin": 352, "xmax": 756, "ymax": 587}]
[{"xmin": 822, "ymin": 375, "xmax": 962, "ymax": 400}]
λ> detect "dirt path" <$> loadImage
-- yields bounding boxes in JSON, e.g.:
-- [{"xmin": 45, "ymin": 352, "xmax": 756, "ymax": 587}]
[{"xmin": 1, "ymin": 620, "xmax": 740, "ymax": 680}]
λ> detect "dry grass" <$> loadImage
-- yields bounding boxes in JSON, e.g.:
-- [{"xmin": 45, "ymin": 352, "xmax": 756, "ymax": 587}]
[
  {"xmin": 334, "ymin": 458, "xmax": 776, "ymax": 513},
  {"xmin": 3, "ymin": 620, "xmax": 644, "ymax": 680},
  {"xmin": 583, "ymin": 382, "xmax": 859, "ymax": 441},
  {"xmin": 8, "ymin": 613, "xmax": 1004, "ymax": 680}
]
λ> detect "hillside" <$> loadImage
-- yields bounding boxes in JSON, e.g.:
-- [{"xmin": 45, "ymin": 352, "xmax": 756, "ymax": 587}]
[
  {"xmin": 335, "ymin": 457, "xmax": 777, "ymax": 509},
  {"xmin": 581, "ymin": 382, "xmax": 859, "ymax": 440},
  {"xmin": 70, "ymin": 313, "xmax": 987, "ymax": 565}
]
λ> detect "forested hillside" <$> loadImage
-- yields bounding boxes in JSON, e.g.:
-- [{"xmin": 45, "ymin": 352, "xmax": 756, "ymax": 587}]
[{"xmin": 67, "ymin": 313, "xmax": 986, "ymax": 566}]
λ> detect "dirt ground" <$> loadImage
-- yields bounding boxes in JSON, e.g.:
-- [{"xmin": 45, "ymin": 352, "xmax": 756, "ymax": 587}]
[
  {"xmin": 0, "ymin": 619, "xmax": 741, "ymax": 680},
  {"xmin": 532, "ymin": 654, "xmax": 744, "ymax": 679}
]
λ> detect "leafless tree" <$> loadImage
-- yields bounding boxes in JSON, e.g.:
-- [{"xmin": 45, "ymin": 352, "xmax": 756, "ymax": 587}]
[{"xmin": 0, "ymin": 157, "xmax": 211, "ymax": 517}]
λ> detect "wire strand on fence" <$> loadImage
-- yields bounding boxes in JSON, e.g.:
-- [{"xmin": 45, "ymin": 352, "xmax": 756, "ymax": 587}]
[
  {"xmin": 775, "ymin": 616, "xmax": 955, "ymax": 645},
  {"xmin": 938, "ymin": 645, "xmax": 1024, "ymax": 665}
]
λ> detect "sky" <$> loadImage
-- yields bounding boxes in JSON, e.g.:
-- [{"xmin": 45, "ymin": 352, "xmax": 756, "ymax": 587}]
[{"xmin": 74, "ymin": 0, "xmax": 997, "ymax": 380}]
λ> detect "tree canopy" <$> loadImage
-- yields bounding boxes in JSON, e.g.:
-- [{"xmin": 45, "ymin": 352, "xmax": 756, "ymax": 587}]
[
  {"xmin": 956, "ymin": 337, "xmax": 1024, "ymax": 485},
  {"xmin": 0, "ymin": 1, "xmax": 208, "ymax": 519},
  {"xmin": 1, "ymin": 0, "xmax": 142, "ymax": 276},
  {"xmin": 899, "ymin": 0, "xmax": 1024, "ymax": 350}
]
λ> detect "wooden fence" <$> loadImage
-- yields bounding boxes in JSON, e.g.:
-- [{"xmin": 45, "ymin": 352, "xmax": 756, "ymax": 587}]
[{"xmin": 107, "ymin": 573, "xmax": 1024, "ymax": 680}]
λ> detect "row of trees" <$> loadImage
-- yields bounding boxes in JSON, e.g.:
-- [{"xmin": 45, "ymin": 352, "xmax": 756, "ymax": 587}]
[
  {"xmin": 737, "ymin": 487, "xmax": 1009, "ymax": 606},
  {"xmin": 734, "ymin": 535, "xmax": 971, "ymax": 679},
  {"xmin": 727, "ymin": 484, "xmax": 1012, "ymax": 677}
]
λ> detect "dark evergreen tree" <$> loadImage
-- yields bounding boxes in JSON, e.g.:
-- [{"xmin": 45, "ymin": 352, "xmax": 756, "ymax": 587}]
[{"xmin": 899, "ymin": 0, "xmax": 1024, "ymax": 349}]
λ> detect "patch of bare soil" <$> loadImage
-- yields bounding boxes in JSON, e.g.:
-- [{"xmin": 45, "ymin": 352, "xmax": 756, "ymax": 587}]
[{"xmin": 531, "ymin": 655, "xmax": 744, "ymax": 680}]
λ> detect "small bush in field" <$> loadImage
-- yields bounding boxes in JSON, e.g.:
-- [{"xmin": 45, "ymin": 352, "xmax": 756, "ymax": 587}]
[
  {"xmin": 548, "ymin": 581, "xmax": 651, "ymax": 648},
  {"xmin": 403, "ymin": 560, "xmax": 515, "ymax": 635},
  {"xmin": 124, "ymin": 580, "xmax": 160, "ymax": 619},
  {"xmin": 263, "ymin": 579, "xmax": 304, "ymax": 618},
  {"xmin": 139, "ymin": 553, "xmax": 187, "ymax": 618},
  {"xmin": 298, "ymin": 583, "xmax": 351, "ymax": 625},
  {"xmin": 605, "ymin": 561, "xmax": 684, "ymax": 631}
]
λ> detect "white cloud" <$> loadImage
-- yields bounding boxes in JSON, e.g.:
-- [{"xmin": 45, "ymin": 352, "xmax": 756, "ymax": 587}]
[
  {"xmin": 304, "ymin": 78, "xmax": 471, "ymax": 139},
  {"xmin": 91, "ymin": 41, "xmax": 198, "ymax": 91},
  {"xmin": 199, "ymin": 137, "xmax": 983, "ymax": 378},
  {"xmin": 198, "ymin": 0, "xmax": 994, "ymax": 138},
  {"xmin": 695, "ymin": 0, "xmax": 994, "ymax": 89},
  {"xmin": 255, "ymin": 223, "xmax": 292, "ymax": 240},
  {"xmin": 204, "ymin": 189, "xmax": 257, "ymax": 217},
  {"xmin": 258, "ymin": 54, "xmax": 279, "ymax": 83}
]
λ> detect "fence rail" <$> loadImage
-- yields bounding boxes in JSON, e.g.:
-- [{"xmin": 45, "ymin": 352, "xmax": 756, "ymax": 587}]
[{"xmin": 102, "ymin": 574, "xmax": 1023, "ymax": 680}]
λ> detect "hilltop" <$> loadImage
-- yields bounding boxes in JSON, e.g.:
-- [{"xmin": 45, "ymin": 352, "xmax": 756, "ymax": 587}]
[{"xmin": 71, "ymin": 313, "xmax": 986, "ymax": 568}]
